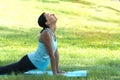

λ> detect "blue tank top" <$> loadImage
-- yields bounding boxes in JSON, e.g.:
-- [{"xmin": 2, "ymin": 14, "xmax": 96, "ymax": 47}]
[{"xmin": 27, "ymin": 28, "xmax": 58, "ymax": 71}]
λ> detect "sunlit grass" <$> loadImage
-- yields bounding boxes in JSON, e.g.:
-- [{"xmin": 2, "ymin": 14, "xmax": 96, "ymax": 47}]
[{"xmin": 0, "ymin": 0, "xmax": 120, "ymax": 80}]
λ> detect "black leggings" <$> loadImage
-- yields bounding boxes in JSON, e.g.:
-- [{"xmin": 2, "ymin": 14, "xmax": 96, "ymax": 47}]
[{"xmin": 0, "ymin": 55, "xmax": 36, "ymax": 75}]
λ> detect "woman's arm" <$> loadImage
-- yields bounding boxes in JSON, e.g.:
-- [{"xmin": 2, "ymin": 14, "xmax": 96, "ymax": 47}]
[
  {"xmin": 55, "ymin": 49, "xmax": 59, "ymax": 73},
  {"xmin": 41, "ymin": 30, "xmax": 57, "ymax": 75},
  {"xmin": 55, "ymin": 49, "xmax": 65, "ymax": 74}
]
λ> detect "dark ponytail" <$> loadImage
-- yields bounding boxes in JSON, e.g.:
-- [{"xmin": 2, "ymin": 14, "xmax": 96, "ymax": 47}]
[{"xmin": 38, "ymin": 12, "xmax": 49, "ymax": 33}]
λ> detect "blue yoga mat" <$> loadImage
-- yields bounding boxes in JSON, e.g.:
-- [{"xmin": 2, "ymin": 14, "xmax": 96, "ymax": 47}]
[{"xmin": 24, "ymin": 70, "xmax": 87, "ymax": 77}]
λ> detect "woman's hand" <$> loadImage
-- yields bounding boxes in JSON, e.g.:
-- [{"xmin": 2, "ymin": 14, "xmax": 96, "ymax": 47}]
[{"xmin": 57, "ymin": 70, "xmax": 66, "ymax": 75}]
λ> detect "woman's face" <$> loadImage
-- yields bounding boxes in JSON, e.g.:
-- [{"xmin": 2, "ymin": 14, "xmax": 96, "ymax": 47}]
[{"xmin": 44, "ymin": 12, "xmax": 57, "ymax": 25}]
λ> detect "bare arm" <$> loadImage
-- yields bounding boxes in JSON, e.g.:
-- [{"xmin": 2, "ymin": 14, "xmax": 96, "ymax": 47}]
[
  {"xmin": 41, "ymin": 30, "xmax": 57, "ymax": 75},
  {"xmin": 55, "ymin": 49, "xmax": 65, "ymax": 74},
  {"xmin": 55, "ymin": 49, "xmax": 59, "ymax": 73}
]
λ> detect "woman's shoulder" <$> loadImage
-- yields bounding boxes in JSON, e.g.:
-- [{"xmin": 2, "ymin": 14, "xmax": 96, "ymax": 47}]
[
  {"xmin": 40, "ymin": 29, "xmax": 51, "ymax": 42},
  {"xmin": 41, "ymin": 29, "xmax": 50, "ymax": 37},
  {"xmin": 39, "ymin": 29, "xmax": 49, "ymax": 42}
]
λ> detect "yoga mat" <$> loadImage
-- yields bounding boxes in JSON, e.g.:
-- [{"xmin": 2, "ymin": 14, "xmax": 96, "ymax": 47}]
[{"xmin": 24, "ymin": 70, "xmax": 87, "ymax": 77}]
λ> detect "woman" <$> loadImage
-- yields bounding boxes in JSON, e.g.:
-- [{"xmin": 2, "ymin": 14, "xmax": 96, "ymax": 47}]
[{"xmin": 0, "ymin": 12, "xmax": 62, "ymax": 75}]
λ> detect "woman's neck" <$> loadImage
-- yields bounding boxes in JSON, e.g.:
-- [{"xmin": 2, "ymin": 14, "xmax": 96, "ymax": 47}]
[{"xmin": 49, "ymin": 25, "xmax": 56, "ymax": 33}]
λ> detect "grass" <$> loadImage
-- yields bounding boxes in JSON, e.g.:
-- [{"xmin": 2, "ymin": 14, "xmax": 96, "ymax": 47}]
[{"xmin": 0, "ymin": 0, "xmax": 120, "ymax": 80}]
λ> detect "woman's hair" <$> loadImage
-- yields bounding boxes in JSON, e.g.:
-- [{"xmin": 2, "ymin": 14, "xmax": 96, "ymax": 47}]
[{"xmin": 38, "ymin": 12, "xmax": 49, "ymax": 33}]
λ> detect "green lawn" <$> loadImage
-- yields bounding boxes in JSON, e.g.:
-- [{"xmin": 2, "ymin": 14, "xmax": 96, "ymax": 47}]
[{"xmin": 0, "ymin": 0, "xmax": 120, "ymax": 80}]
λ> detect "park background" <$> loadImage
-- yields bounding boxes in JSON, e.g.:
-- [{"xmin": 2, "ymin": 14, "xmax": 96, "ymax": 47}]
[{"xmin": 0, "ymin": 0, "xmax": 120, "ymax": 80}]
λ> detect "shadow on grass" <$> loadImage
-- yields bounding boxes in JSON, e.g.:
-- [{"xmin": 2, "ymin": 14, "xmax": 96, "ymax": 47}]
[
  {"xmin": 0, "ymin": 60, "xmax": 18, "ymax": 67},
  {"xmin": 97, "ymin": 59, "xmax": 120, "ymax": 67},
  {"xmin": 57, "ymin": 28, "xmax": 120, "ymax": 49},
  {"xmin": 60, "ymin": 64, "xmax": 120, "ymax": 79},
  {"xmin": 0, "ymin": 26, "xmax": 39, "ymax": 46},
  {"xmin": 60, "ymin": 0, "xmax": 94, "ymax": 5},
  {"xmin": 1, "ymin": 26, "xmax": 120, "ymax": 50},
  {"xmin": 0, "ymin": 26, "xmax": 20, "ymax": 33},
  {"xmin": 91, "ymin": 16, "xmax": 120, "ymax": 24},
  {"xmin": 104, "ymin": 6, "xmax": 120, "ymax": 13}
]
